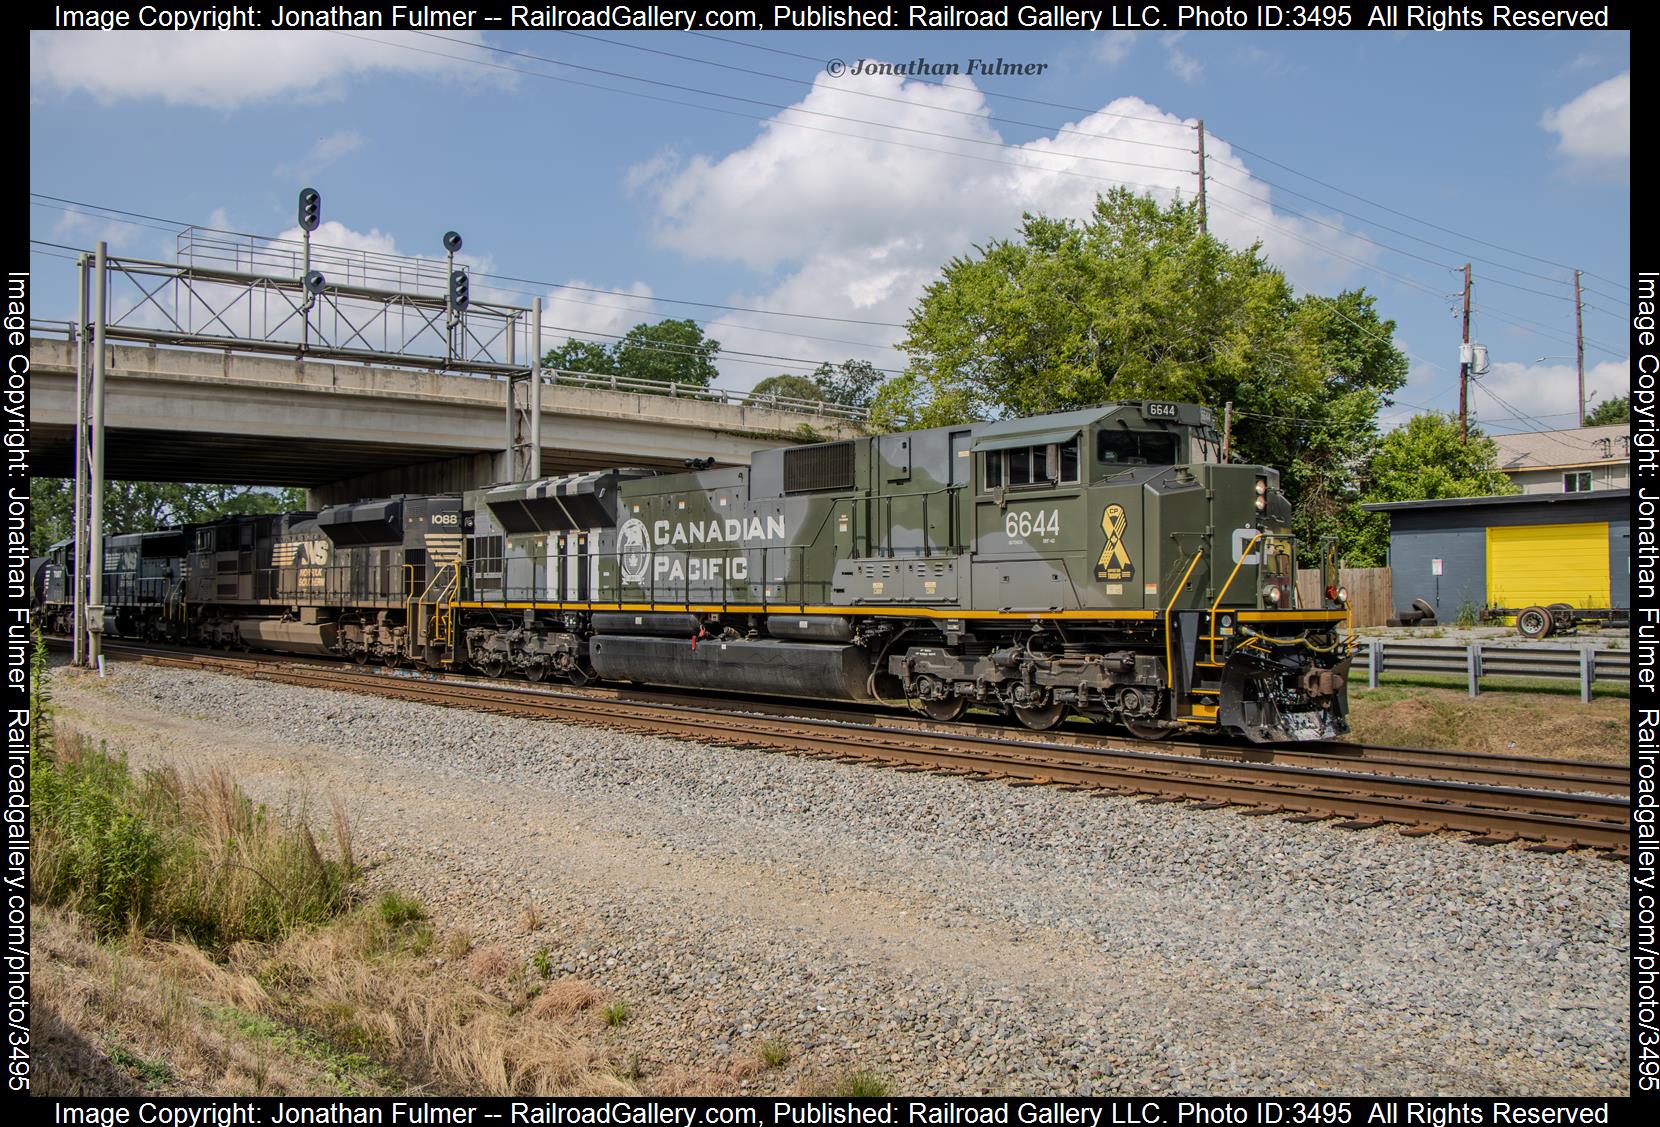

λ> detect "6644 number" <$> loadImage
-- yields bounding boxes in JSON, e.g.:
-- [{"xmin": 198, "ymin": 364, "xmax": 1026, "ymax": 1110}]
[{"xmin": 1005, "ymin": 509, "xmax": 1060, "ymax": 540}]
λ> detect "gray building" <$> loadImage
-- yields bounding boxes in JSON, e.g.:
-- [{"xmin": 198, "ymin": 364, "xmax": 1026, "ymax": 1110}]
[
  {"xmin": 1491, "ymin": 424, "xmax": 1630, "ymax": 494},
  {"xmin": 1362, "ymin": 490, "xmax": 1629, "ymax": 619}
]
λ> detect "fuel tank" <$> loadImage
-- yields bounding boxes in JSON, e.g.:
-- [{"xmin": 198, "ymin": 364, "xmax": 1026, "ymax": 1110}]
[{"xmin": 589, "ymin": 636, "xmax": 875, "ymax": 700}]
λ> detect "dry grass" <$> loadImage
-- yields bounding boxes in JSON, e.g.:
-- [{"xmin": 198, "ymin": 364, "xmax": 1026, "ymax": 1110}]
[
  {"xmin": 1348, "ymin": 683, "xmax": 1630, "ymax": 763},
  {"xmin": 532, "ymin": 977, "xmax": 606, "ymax": 1018},
  {"xmin": 35, "ymin": 897, "xmax": 642, "ymax": 1097}
]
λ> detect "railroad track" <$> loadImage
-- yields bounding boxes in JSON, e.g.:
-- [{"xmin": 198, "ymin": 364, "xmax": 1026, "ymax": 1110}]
[{"xmin": 59, "ymin": 640, "xmax": 1628, "ymax": 857}]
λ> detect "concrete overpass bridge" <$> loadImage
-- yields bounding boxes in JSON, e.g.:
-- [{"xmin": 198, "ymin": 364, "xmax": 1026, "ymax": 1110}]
[{"xmin": 30, "ymin": 336, "xmax": 864, "ymax": 506}]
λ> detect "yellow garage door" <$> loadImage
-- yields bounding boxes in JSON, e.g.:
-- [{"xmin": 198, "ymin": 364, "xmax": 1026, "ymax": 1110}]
[{"xmin": 1487, "ymin": 522, "xmax": 1609, "ymax": 609}]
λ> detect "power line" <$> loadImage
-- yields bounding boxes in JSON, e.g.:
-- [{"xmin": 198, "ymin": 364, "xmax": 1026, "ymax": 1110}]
[
  {"xmin": 1224, "ymin": 139, "xmax": 1612, "ymax": 287},
  {"xmin": 411, "ymin": 31, "xmax": 1194, "ymax": 178},
  {"xmin": 559, "ymin": 29, "xmax": 1198, "ymax": 154},
  {"xmin": 683, "ymin": 29, "xmax": 1191, "ymax": 128},
  {"xmin": 339, "ymin": 32, "xmax": 1196, "ymax": 200}
]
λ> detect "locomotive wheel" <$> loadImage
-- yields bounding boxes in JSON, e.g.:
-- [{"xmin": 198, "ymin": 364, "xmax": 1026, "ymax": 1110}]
[
  {"xmin": 1012, "ymin": 702, "xmax": 1066, "ymax": 731},
  {"xmin": 1124, "ymin": 720, "xmax": 1174, "ymax": 741},
  {"xmin": 382, "ymin": 652, "xmax": 403, "ymax": 669},
  {"xmin": 567, "ymin": 665, "xmax": 594, "ymax": 687},
  {"xmin": 921, "ymin": 696, "xmax": 967, "ymax": 722},
  {"xmin": 1516, "ymin": 606, "xmax": 1552, "ymax": 640},
  {"xmin": 525, "ymin": 663, "xmax": 547, "ymax": 684},
  {"xmin": 479, "ymin": 657, "xmax": 506, "ymax": 679}
]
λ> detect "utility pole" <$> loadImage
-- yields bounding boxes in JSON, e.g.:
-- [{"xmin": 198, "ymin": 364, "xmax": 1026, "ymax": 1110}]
[
  {"xmin": 1196, "ymin": 119, "xmax": 1207, "ymax": 236},
  {"xmin": 1458, "ymin": 263, "xmax": 1471, "ymax": 446},
  {"xmin": 1221, "ymin": 400, "xmax": 1232, "ymax": 462},
  {"xmin": 88, "ymin": 241, "xmax": 109, "ymax": 669},
  {"xmin": 1574, "ymin": 269, "xmax": 1586, "ymax": 427}
]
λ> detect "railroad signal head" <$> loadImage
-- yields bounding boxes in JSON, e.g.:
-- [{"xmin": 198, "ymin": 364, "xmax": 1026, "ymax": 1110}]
[
  {"xmin": 443, "ymin": 230, "xmax": 463, "ymax": 254},
  {"xmin": 448, "ymin": 269, "xmax": 470, "ymax": 313},
  {"xmin": 297, "ymin": 188, "xmax": 322, "ymax": 232},
  {"xmin": 304, "ymin": 270, "xmax": 326, "ymax": 296}
]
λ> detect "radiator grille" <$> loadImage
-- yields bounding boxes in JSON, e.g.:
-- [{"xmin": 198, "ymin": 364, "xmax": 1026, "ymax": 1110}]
[{"xmin": 783, "ymin": 441, "xmax": 855, "ymax": 494}]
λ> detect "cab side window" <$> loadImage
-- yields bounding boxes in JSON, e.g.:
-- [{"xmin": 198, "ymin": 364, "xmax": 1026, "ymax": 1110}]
[{"xmin": 983, "ymin": 438, "xmax": 1082, "ymax": 490}]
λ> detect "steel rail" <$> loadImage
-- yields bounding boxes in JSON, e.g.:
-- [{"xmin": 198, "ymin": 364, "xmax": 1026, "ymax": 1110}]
[{"xmin": 122, "ymin": 649, "xmax": 1629, "ymax": 855}]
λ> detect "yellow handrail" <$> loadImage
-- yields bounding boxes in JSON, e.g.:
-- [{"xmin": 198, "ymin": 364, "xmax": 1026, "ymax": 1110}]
[
  {"xmin": 1209, "ymin": 532, "xmax": 1263, "ymax": 665},
  {"xmin": 1162, "ymin": 548, "xmax": 1206, "ymax": 695}
]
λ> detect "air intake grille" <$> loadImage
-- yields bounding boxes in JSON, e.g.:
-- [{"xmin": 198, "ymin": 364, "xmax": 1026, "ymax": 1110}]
[{"xmin": 783, "ymin": 441, "xmax": 855, "ymax": 494}]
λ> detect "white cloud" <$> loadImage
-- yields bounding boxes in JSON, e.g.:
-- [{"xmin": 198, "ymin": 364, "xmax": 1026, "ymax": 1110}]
[
  {"xmin": 30, "ymin": 30, "xmax": 499, "ymax": 108},
  {"xmin": 1094, "ymin": 33, "xmax": 1136, "ymax": 66},
  {"xmin": 1162, "ymin": 33, "xmax": 1203, "ymax": 83},
  {"xmin": 1472, "ymin": 357, "xmax": 1628, "ymax": 432},
  {"xmin": 276, "ymin": 130, "xmax": 366, "ymax": 180},
  {"xmin": 1539, "ymin": 71, "xmax": 1629, "ymax": 178},
  {"xmin": 635, "ymin": 70, "xmax": 1379, "ymax": 390},
  {"xmin": 539, "ymin": 281, "xmax": 657, "ymax": 343}
]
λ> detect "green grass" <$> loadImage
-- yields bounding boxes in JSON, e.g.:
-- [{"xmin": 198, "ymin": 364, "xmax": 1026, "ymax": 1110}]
[
  {"xmin": 109, "ymin": 1047, "xmax": 175, "ymax": 1087},
  {"xmin": 30, "ymin": 734, "xmax": 356, "ymax": 948},
  {"xmin": 532, "ymin": 947, "xmax": 553, "ymax": 979},
  {"xmin": 602, "ymin": 1000, "xmax": 631, "ymax": 1028},
  {"xmin": 216, "ymin": 1006, "xmax": 396, "ymax": 1096},
  {"xmin": 759, "ymin": 1037, "xmax": 792, "ymax": 1068},
  {"xmin": 1361, "ymin": 671, "xmax": 1628, "ymax": 699},
  {"xmin": 832, "ymin": 1067, "xmax": 891, "ymax": 1097}
]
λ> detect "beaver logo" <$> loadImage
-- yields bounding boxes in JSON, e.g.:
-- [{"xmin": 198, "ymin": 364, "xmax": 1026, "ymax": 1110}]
[{"xmin": 618, "ymin": 518, "xmax": 651, "ymax": 585}]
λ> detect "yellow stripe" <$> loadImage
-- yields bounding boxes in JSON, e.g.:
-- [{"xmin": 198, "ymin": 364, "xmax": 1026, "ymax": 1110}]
[
  {"xmin": 1235, "ymin": 610, "xmax": 1348, "ymax": 622},
  {"xmin": 450, "ymin": 600, "xmax": 1158, "ymax": 621}
]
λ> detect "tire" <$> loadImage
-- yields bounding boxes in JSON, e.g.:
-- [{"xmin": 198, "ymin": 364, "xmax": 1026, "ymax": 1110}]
[{"xmin": 1516, "ymin": 606, "xmax": 1553, "ymax": 640}]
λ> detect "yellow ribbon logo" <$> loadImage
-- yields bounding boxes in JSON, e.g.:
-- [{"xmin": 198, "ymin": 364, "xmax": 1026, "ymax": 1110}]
[{"xmin": 1095, "ymin": 503, "xmax": 1134, "ymax": 581}]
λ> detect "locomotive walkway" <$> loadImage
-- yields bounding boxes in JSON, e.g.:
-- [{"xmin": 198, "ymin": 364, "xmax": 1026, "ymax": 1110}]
[{"xmin": 28, "ymin": 335, "xmax": 861, "ymax": 504}]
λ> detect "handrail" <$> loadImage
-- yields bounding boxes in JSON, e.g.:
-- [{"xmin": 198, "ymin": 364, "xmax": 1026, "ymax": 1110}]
[
  {"xmin": 1209, "ymin": 532, "xmax": 1263, "ymax": 665},
  {"xmin": 1162, "ymin": 548, "xmax": 1206, "ymax": 697}
]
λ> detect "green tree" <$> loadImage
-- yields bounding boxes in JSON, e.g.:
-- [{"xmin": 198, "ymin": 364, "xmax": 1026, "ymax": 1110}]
[
  {"xmin": 541, "ymin": 338, "xmax": 616, "ymax": 376},
  {"xmin": 811, "ymin": 359, "xmax": 884, "ymax": 409},
  {"xmin": 746, "ymin": 374, "xmax": 824, "ymax": 406},
  {"xmin": 1346, "ymin": 413, "xmax": 1517, "ymax": 565},
  {"xmin": 877, "ymin": 188, "xmax": 1408, "ymax": 557},
  {"xmin": 1585, "ymin": 395, "xmax": 1629, "ymax": 426},
  {"xmin": 612, "ymin": 319, "xmax": 721, "ymax": 390},
  {"xmin": 28, "ymin": 480, "xmax": 306, "ymax": 555}
]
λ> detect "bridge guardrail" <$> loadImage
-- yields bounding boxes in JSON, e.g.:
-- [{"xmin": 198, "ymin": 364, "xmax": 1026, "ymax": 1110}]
[
  {"xmin": 30, "ymin": 319, "xmax": 870, "ymax": 424},
  {"xmin": 1355, "ymin": 638, "xmax": 1627, "ymax": 703}
]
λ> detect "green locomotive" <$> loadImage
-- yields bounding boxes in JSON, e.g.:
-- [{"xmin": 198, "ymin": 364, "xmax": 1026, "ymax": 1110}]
[{"xmin": 433, "ymin": 401, "xmax": 1352, "ymax": 742}]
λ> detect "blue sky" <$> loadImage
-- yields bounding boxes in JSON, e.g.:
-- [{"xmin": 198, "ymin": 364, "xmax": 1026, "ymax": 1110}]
[{"xmin": 29, "ymin": 27, "xmax": 1630, "ymax": 434}]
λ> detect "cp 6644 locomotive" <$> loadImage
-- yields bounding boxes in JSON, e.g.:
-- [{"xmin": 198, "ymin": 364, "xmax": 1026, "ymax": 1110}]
[{"xmin": 38, "ymin": 401, "xmax": 1352, "ymax": 742}]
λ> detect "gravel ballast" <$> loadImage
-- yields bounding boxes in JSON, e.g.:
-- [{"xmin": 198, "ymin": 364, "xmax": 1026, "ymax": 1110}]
[{"xmin": 48, "ymin": 658, "xmax": 1628, "ymax": 1095}]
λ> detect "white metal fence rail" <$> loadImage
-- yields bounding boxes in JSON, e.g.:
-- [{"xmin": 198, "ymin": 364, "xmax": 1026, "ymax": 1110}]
[{"xmin": 1355, "ymin": 639, "xmax": 1627, "ymax": 703}]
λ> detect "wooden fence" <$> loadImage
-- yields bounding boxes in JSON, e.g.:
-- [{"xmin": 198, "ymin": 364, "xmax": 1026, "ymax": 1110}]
[{"xmin": 1295, "ymin": 567, "xmax": 1393, "ymax": 627}]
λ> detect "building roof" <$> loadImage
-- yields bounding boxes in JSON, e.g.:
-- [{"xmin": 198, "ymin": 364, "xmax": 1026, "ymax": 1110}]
[
  {"xmin": 1361, "ymin": 488, "xmax": 1629, "ymax": 513},
  {"xmin": 1490, "ymin": 423, "xmax": 1629, "ymax": 472}
]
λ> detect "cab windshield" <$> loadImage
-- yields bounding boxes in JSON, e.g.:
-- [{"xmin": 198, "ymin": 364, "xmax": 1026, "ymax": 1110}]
[{"xmin": 1097, "ymin": 430, "xmax": 1180, "ymax": 465}]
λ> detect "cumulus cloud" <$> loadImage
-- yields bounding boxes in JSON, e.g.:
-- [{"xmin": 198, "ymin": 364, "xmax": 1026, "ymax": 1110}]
[
  {"xmin": 30, "ymin": 30, "xmax": 500, "ymax": 108},
  {"xmin": 539, "ymin": 281, "xmax": 658, "ymax": 343},
  {"xmin": 634, "ymin": 69, "xmax": 1379, "ymax": 390},
  {"xmin": 1474, "ymin": 357, "xmax": 1629, "ymax": 433},
  {"xmin": 1539, "ymin": 71, "xmax": 1629, "ymax": 179}
]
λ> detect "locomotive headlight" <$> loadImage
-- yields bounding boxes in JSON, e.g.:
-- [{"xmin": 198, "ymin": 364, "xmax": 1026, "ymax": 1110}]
[
  {"xmin": 1254, "ymin": 479, "xmax": 1268, "ymax": 496},
  {"xmin": 1254, "ymin": 496, "xmax": 1267, "ymax": 511},
  {"xmin": 1336, "ymin": 586, "xmax": 1349, "ymax": 605},
  {"xmin": 1262, "ymin": 585, "xmax": 1282, "ymax": 605}
]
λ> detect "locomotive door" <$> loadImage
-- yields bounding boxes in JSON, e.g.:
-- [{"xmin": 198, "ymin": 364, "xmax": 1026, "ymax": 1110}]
[
  {"xmin": 947, "ymin": 429, "xmax": 972, "ymax": 552},
  {"xmin": 404, "ymin": 550, "xmax": 426, "ymax": 601}
]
